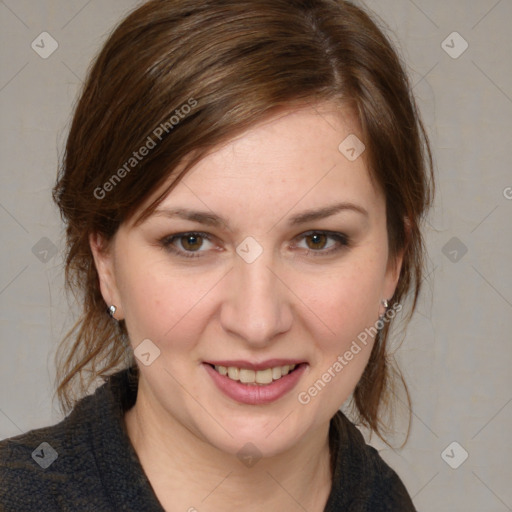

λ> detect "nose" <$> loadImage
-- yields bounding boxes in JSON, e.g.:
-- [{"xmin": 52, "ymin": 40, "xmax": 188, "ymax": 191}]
[{"xmin": 219, "ymin": 253, "xmax": 293, "ymax": 347}]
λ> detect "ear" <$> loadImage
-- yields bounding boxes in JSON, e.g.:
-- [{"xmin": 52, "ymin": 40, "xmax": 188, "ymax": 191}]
[
  {"xmin": 382, "ymin": 248, "xmax": 404, "ymax": 305},
  {"xmin": 381, "ymin": 217, "xmax": 410, "ymax": 310},
  {"xmin": 89, "ymin": 232, "xmax": 123, "ymax": 320}
]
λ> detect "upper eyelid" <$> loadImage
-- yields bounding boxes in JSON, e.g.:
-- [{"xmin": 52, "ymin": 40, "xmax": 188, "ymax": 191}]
[
  {"xmin": 295, "ymin": 229, "xmax": 347, "ymax": 238},
  {"xmin": 162, "ymin": 230, "xmax": 347, "ymax": 240}
]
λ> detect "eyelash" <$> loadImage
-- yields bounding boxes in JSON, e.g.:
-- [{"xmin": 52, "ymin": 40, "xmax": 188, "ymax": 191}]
[{"xmin": 159, "ymin": 231, "xmax": 350, "ymax": 259}]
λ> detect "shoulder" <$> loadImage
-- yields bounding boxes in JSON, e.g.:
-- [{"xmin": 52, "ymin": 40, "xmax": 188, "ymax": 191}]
[
  {"xmin": 0, "ymin": 389, "xmax": 107, "ymax": 511},
  {"xmin": 1, "ymin": 423, "xmax": 65, "ymax": 509},
  {"xmin": 326, "ymin": 412, "xmax": 417, "ymax": 511},
  {"xmin": 0, "ymin": 368, "xmax": 158, "ymax": 512}
]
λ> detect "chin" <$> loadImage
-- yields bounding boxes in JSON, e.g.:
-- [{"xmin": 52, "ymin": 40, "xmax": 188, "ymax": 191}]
[{"xmin": 191, "ymin": 406, "xmax": 315, "ymax": 461}]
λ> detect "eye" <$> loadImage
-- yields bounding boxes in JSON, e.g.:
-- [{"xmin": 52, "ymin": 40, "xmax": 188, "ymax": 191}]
[
  {"xmin": 160, "ymin": 232, "xmax": 215, "ymax": 258},
  {"xmin": 159, "ymin": 230, "xmax": 349, "ymax": 259},
  {"xmin": 294, "ymin": 231, "xmax": 349, "ymax": 256}
]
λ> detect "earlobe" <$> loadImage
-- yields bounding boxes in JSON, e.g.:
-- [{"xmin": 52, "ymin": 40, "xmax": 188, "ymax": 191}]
[{"xmin": 89, "ymin": 232, "xmax": 123, "ymax": 320}]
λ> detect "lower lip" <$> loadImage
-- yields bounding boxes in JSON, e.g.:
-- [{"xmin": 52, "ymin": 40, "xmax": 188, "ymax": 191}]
[{"xmin": 203, "ymin": 363, "xmax": 307, "ymax": 405}]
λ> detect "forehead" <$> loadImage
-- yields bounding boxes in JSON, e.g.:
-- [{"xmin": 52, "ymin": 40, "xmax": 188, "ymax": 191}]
[
  {"xmin": 133, "ymin": 102, "xmax": 384, "ymax": 229},
  {"xmin": 190, "ymin": 102, "xmax": 362, "ymax": 170}
]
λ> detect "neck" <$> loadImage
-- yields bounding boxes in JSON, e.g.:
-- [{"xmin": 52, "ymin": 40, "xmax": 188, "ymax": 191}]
[{"xmin": 124, "ymin": 380, "xmax": 333, "ymax": 511}]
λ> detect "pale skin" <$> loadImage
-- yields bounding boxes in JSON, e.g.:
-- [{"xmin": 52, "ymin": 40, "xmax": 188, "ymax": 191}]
[{"xmin": 90, "ymin": 102, "xmax": 403, "ymax": 511}]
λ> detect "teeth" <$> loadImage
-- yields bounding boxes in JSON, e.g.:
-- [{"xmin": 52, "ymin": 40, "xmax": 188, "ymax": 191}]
[
  {"xmin": 214, "ymin": 364, "xmax": 297, "ymax": 384},
  {"xmin": 255, "ymin": 368, "xmax": 273, "ymax": 384},
  {"xmin": 239, "ymin": 369, "xmax": 255, "ymax": 383},
  {"xmin": 272, "ymin": 366, "xmax": 282, "ymax": 380},
  {"xmin": 227, "ymin": 367, "xmax": 239, "ymax": 380}
]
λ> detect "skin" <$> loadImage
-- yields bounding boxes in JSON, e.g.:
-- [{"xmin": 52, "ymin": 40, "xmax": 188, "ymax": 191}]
[{"xmin": 90, "ymin": 102, "xmax": 403, "ymax": 511}]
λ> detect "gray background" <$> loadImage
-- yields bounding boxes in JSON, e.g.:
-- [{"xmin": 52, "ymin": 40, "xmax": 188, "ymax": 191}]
[{"xmin": 1, "ymin": 0, "xmax": 511, "ymax": 510}]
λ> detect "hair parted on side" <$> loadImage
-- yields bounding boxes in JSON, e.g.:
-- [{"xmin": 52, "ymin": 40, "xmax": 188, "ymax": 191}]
[{"xmin": 52, "ymin": 0, "xmax": 434, "ymax": 446}]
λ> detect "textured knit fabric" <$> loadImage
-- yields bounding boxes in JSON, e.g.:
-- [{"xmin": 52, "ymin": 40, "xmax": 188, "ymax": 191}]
[{"xmin": 0, "ymin": 367, "xmax": 417, "ymax": 511}]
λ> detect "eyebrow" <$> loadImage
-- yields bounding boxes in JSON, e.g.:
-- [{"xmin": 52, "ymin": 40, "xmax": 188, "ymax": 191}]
[
  {"xmin": 152, "ymin": 208, "xmax": 228, "ymax": 228},
  {"xmin": 152, "ymin": 202, "xmax": 367, "ymax": 228},
  {"xmin": 287, "ymin": 202, "xmax": 368, "ymax": 225}
]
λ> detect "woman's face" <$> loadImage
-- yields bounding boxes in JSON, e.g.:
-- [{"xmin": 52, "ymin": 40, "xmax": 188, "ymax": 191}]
[{"xmin": 92, "ymin": 103, "xmax": 402, "ymax": 458}]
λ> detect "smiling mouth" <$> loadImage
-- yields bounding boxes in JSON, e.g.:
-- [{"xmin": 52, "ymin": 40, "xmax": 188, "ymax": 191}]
[{"xmin": 207, "ymin": 363, "xmax": 302, "ymax": 385}]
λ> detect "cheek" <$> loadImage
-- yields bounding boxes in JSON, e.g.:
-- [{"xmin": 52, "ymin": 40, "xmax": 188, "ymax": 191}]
[
  {"xmin": 120, "ymin": 249, "xmax": 235, "ymax": 357},
  {"xmin": 295, "ymin": 252, "xmax": 388, "ymax": 408},
  {"xmin": 293, "ymin": 257, "xmax": 385, "ymax": 343},
  {"xmin": 117, "ymin": 252, "xmax": 222, "ymax": 350},
  {"xmin": 295, "ymin": 269, "xmax": 381, "ymax": 411}
]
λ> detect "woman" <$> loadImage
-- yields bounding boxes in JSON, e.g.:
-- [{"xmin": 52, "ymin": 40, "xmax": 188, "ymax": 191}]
[{"xmin": 0, "ymin": 0, "xmax": 433, "ymax": 510}]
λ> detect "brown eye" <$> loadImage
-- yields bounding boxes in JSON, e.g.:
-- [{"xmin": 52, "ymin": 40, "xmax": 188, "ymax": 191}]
[
  {"xmin": 160, "ymin": 231, "xmax": 216, "ymax": 259},
  {"xmin": 294, "ymin": 231, "xmax": 350, "ymax": 257},
  {"xmin": 305, "ymin": 233, "xmax": 328, "ymax": 250},
  {"xmin": 180, "ymin": 234, "xmax": 203, "ymax": 251}
]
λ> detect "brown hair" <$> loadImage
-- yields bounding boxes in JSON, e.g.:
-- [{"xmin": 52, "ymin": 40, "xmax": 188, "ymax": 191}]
[{"xmin": 53, "ymin": 0, "xmax": 434, "ymax": 445}]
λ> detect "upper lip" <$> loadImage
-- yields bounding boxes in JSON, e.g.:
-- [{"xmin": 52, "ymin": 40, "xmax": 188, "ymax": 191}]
[{"xmin": 204, "ymin": 359, "xmax": 306, "ymax": 371}]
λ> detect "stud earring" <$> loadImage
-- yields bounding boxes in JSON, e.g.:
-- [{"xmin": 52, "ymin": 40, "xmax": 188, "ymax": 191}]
[
  {"xmin": 108, "ymin": 305, "xmax": 117, "ymax": 318},
  {"xmin": 378, "ymin": 299, "xmax": 389, "ymax": 324}
]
